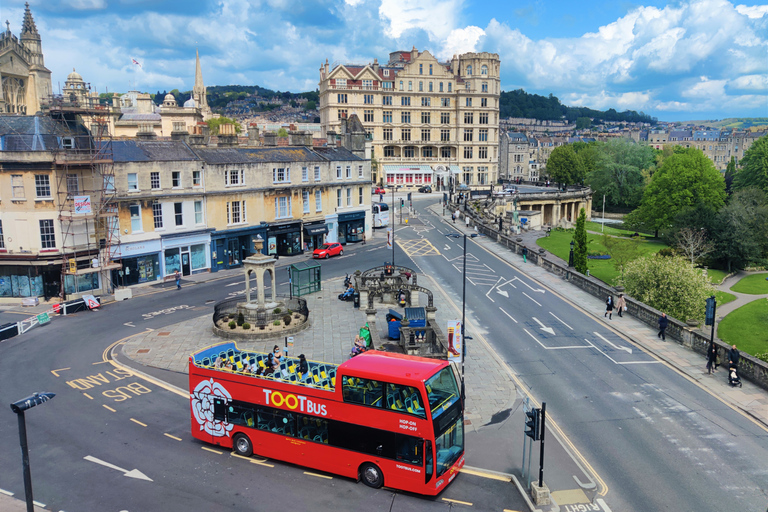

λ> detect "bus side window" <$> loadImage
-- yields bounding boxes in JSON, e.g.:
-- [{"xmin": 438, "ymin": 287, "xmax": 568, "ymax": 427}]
[{"xmin": 213, "ymin": 398, "xmax": 227, "ymax": 422}]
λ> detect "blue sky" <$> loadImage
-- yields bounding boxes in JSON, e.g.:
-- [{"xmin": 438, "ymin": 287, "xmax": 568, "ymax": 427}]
[{"xmin": 4, "ymin": 0, "xmax": 767, "ymax": 121}]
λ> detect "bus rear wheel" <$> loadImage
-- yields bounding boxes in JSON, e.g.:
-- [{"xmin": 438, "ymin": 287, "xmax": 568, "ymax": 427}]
[
  {"xmin": 360, "ymin": 462, "xmax": 384, "ymax": 489},
  {"xmin": 233, "ymin": 433, "xmax": 253, "ymax": 457}
]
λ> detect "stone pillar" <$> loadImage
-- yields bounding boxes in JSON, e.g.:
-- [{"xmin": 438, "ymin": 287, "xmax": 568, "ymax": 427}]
[
  {"xmin": 270, "ymin": 268, "xmax": 276, "ymax": 304},
  {"xmin": 256, "ymin": 269, "xmax": 266, "ymax": 307},
  {"xmin": 426, "ymin": 306, "xmax": 437, "ymax": 323},
  {"xmin": 245, "ymin": 270, "xmax": 252, "ymax": 303}
]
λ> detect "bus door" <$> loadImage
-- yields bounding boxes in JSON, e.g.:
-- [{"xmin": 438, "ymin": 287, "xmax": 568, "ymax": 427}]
[{"xmin": 425, "ymin": 440, "xmax": 433, "ymax": 484}]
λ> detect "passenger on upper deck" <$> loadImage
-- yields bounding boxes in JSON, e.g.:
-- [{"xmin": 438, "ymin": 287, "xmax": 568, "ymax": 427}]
[{"xmin": 297, "ymin": 354, "xmax": 309, "ymax": 376}]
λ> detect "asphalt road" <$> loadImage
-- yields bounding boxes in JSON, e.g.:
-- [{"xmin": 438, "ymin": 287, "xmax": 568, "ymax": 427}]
[
  {"xmin": 0, "ymin": 236, "xmax": 526, "ymax": 512},
  {"xmin": 402, "ymin": 197, "xmax": 768, "ymax": 512}
]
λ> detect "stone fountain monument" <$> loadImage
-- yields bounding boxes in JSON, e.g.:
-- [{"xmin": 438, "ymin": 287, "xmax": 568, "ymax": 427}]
[{"xmin": 238, "ymin": 235, "xmax": 280, "ymax": 323}]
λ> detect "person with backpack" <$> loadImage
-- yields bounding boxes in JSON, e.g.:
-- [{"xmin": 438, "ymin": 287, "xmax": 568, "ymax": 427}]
[{"xmin": 605, "ymin": 295, "xmax": 614, "ymax": 320}]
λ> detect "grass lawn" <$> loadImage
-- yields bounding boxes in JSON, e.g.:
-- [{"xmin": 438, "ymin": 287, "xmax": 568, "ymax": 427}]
[
  {"xmin": 707, "ymin": 269, "xmax": 729, "ymax": 285},
  {"xmin": 715, "ymin": 290, "xmax": 737, "ymax": 306},
  {"xmin": 536, "ymin": 229, "xmax": 668, "ymax": 286},
  {"xmin": 718, "ymin": 298, "xmax": 768, "ymax": 356},
  {"xmin": 730, "ymin": 273, "xmax": 768, "ymax": 294},
  {"xmin": 585, "ymin": 221, "xmax": 654, "ymax": 239}
]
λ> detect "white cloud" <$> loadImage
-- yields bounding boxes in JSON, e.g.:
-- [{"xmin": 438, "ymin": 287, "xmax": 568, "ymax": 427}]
[
  {"xmin": 564, "ymin": 90, "xmax": 653, "ymax": 111},
  {"xmin": 378, "ymin": 0, "xmax": 462, "ymax": 40},
  {"xmin": 728, "ymin": 74, "xmax": 768, "ymax": 91},
  {"xmin": 683, "ymin": 76, "xmax": 728, "ymax": 98},
  {"xmin": 735, "ymin": 4, "xmax": 768, "ymax": 17},
  {"xmin": 440, "ymin": 26, "xmax": 485, "ymax": 59},
  {"xmin": 61, "ymin": 0, "xmax": 107, "ymax": 9}
]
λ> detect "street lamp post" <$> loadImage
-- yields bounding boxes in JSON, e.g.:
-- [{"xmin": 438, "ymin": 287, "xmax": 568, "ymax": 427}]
[
  {"xmin": 10, "ymin": 392, "xmax": 56, "ymax": 512},
  {"xmin": 568, "ymin": 240, "xmax": 575, "ymax": 268},
  {"xmin": 461, "ymin": 233, "xmax": 467, "ymax": 402},
  {"xmin": 390, "ymin": 185, "xmax": 396, "ymax": 269}
]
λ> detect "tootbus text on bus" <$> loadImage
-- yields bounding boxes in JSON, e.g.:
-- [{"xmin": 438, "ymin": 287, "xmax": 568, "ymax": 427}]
[{"xmin": 189, "ymin": 341, "xmax": 464, "ymax": 495}]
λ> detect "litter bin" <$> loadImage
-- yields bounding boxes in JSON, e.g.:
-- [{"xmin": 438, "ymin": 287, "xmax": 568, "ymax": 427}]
[
  {"xmin": 386, "ymin": 309, "xmax": 403, "ymax": 339},
  {"xmin": 353, "ymin": 291, "xmax": 360, "ymax": 309}
]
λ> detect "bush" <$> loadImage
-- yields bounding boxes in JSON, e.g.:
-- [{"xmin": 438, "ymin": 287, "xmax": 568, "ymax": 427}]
[
  {"xmin": 755, "ymin": 353, "xmax": 768, "ymax": 364},
  {"xmin": 242, "ymin": 322, "xmax": 251, "ymax": 330},
  {"xmin": 657, "ymin": 247, "xmax": 677, "ymax": 258},
  {"xmin": 283, "ymin": 314, "xmax": 292, "ymax": 326},
  {"xmin": 273, "ymin": 320, "xmax": 281, "ymax": 326},
  {"xmin": 237, "ymin": 312, "xmax": 244, "ymax": 326},
  {"xmin": 228, "ymin": 321, "xmax": 236, "ymax": 329},
  {"xmin": 228, "ymin": 313, "xmax": 235, "ymax": 319},
  {"xmin": 618, "ymin": 255, "xmax": 714, "ymax": 323},
  {"xmin": 286, "ymin": 309, "xmax": 293, "ymax": 315},
  {"xmin": 273, "ymin": 307, "xmax": 282, "ymax": 314}
]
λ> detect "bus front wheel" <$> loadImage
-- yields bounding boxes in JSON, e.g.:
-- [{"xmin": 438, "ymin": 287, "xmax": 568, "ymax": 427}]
[
  {"xmin": 360, "ymin": 462, "xmax": 384, "ymax": 489},
  {"xmin": 233, "ymin": 433, "xmax": 253, "ymax": 457}
]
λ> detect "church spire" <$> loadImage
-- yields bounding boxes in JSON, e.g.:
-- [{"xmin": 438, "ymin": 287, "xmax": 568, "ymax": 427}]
[
  {"xmin": 192, "ymin": 48, "xmax": 208, "ymax": 110},
  {"xmin": 21, "ymin": 2, "xmax": 39, "ymax": 36}
]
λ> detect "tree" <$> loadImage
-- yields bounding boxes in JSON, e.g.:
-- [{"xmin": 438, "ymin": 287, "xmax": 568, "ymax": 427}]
[
  {"xmin": 573, "ymin": 208, "xmax": 588, "ymax": 274},
  {"xmin": 277, "ymin": 127, "xmax": 289, "ymax": 137},
  {"xmin": 547, "ymin": 145, "xmax": 584, "ymax": 186},
  {"xmin": 673, "ymin": 228, "xmax": 714, "ymax": 265},
  {"xmin": 305, "ymin": 100, "xmax": 316, "ymax": 111},
  {"xmin": 618, "ymin": 256, "xmax": 715, "ymax": 322},
  {"xmin": 206, "ymin": 116, "xmax": 242, "ymax": 135},
  {"xmin": 710, "ymin": 187, "xmax": 768, "ymax": 271},
  {"xmin": 575, "ymin": 117, "xmax": 591, "ymax": 130},
  {"xmin": 601, "ymin": 234, "xmax": 642, "ymax": 273},
  {"xmin": 724, "ymin": 156, "xmax": 737, "ymax": 195},
  {"xmin": 733, "ymin": 135, "xmax": 768, "ymax": 194},
  {"xmin": 625, "ymin": 147, "xmax": 725, "ymax": 237},
  {"xmin": 586, "ymin": 139, "xmax": 654, "ymax": 210}
]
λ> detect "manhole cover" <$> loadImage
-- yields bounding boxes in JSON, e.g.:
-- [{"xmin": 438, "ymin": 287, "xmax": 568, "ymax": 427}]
[
  {"xmin": 137, "ymin": 349, "xmax": 150, "ymax": 354},
  {"xmin": 157, "ymin": 332, "xmax": 171, "ymax": 336}
]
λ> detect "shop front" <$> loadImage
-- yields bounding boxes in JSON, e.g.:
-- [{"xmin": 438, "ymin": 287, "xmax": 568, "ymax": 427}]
[
  {"xmin": 112, "ymin": 239, "xmax": 162, "ymax": 287},
  {"xmin": 210, "ymin": 224, "xmax": 268, "ymax": 272},
  {"xmin": 338, "ymin": 211, "xmax": 366, "ymax": 245},
  {"xmin": 267, "ymin": 221, "xmax": 302, "ymax": 257},
  {"xmin": 0, "ymin": 260, "xmax": 60, "ymax": 300},
  {"xmin": 161, "ymin": 230, "xmax": 212, "ymax": 278},
  {"xmin": 303, "ymin": 220, "xmax": 328, "ymax": 252}
]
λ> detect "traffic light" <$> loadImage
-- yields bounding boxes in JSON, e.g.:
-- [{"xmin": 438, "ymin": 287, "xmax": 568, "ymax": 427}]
[
  {"xmin": 525, "ymin": 407, "xmax": 540, "ymax": 440},
  {"xmin": 705, "ymin": 296, "xmax": 716, "ymax": 326},
  {"xmin": 400, "ymin": 198, "xmax": 404, "ymax": 207}
]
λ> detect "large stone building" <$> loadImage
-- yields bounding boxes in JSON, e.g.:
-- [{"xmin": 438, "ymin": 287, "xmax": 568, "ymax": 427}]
[
  {"xmin": 0, "ymin": 3, "xmax": 52, "ymax": 115},
  {"xmin": 319, "ymin": 48, "xmax": 500, "ymax": 189}
]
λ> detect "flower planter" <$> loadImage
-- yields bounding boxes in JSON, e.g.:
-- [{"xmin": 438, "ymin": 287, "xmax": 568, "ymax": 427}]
[{"xmin": 686, "ymin": 319, "xmax": 699, "ymax": 327}]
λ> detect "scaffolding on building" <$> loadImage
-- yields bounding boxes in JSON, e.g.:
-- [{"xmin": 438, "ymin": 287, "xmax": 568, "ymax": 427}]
[{"xmin": 41, "ymin": 92, "xmax": 121, "ymax": 299}]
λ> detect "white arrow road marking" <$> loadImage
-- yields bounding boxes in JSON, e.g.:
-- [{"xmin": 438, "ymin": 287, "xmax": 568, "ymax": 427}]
[
  {"xmin": 594, "ymin": 332, "xmax": 632, "ymax": 354},
  {"xmin": 499, "ymin": 307, "xmax": 518, "ymax": 323},
  {"xmin": 123, "ymin": 322, "xmax": 135, "ymax": 327},
  {"xmin": 532, "ymin": 317, "xmax": 555, "ymax": 335},
  {"xmin": 496, "ymin": 289, "xmax": 509, "ymax": 298},
  {"xmin": 522, "ymin": 292, "xmax": 542, "ymax": 306},
  {"xmin": 444, "ymin": 244, "xmax": 451, "ymax": 251},
  {"xmin": 548, "ymin": 312, "xmax": 573, "ymax": 330},
  {"xmin": 84, "ymin": 455, "xmax": 153, "ymax": 482}
]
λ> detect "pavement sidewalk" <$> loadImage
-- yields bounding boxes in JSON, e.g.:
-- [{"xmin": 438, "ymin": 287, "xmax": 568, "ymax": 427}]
[
  {"xmin": 713, "ymin": 270, "xmax": 768, "ymax": 317},
  {"xmin": 445, "ymin": 204, "xmax": 768, "ymax": 429}
]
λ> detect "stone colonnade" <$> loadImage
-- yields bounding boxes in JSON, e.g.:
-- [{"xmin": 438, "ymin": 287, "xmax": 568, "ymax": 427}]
[{"xmin": 512, "ymin": 189, "xmax": 593, "ymax": 228}]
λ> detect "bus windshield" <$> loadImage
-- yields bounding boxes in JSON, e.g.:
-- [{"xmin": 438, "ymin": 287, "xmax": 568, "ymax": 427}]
[
  {"xmin": 376, "ymin": 203, "xmax": 389, "ymax": 211},
  {"xmin": 425, "ymin": 367, "xmax": 460, "ymax": 420}
]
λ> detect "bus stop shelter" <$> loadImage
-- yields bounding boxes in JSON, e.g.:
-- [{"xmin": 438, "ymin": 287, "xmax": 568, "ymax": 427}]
[{"xmin": 290, "ymin": 262, "xmax": 321, "ymax": 297}]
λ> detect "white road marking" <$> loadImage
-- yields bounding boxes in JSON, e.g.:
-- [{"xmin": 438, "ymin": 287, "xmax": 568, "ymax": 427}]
[
  {"xmin": 596, "ymin": 498, "xmax": 613, "ymax": 512},
  {"xmin": 525, "ymin": 329, "xmax": 590, "ymax": 350},
  {"xmin": 123, "ymin": 322, "xmax": 135, "ymax": 327},
  {"xmin": 549, "ymin": 312, "xmax": 574, "ymax": 330},
  {"xmin": 225, "ymin": 281, "xmax": 242, "ymax": 287},
  {"xmin": 514, "ymin": 276, "xmax": 545, "ymax": 293},
  {"xmin": 0, "ymin": 488, "xmax": 13, "ymax": 496},
  {"xmin": 594, "ymin": 332, "xmax": 632, "ymax": 354},
  {"xmin": 532, "ymin": 317, "xmax": 555, "ymax": 335},
  {"xmin": 522, "ymin": 292, "xmax": 542, "ymax": 306},
  {"xmin": 496, "ymin": 290, "xmax": 509, "ymax": 298},
  {"xmin": 33, "ymin": 501, "xmax": 46, "ymax": 507},
  {"xmin": 84, "ymin": 455, "xmax": 153, "ymax": 482},
  {"xmin": 499, "ymin": 307, "xmax": 518, "ymax": 323}
]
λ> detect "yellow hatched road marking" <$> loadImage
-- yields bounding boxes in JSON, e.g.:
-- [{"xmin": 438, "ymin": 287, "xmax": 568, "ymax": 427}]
[
  {"xmin": 303, "ymin": 471, "xmax": 332, "ymax": 479},
  {"xmin": 130, "ymin": 418, "xmax": 147, "ymax": 427},
  {"xmin": 397, "ymin": 238, "xmax": 441, "ymax": 257},
  {"xmin": 102, "ymin": 405, "xmax": 116, "ymax": 412},
  {"xmin": 442, "ymin": 498, "xmax": 473, "ymax": 506},
  {"xmin": 164, "ymin": 433, "xmax": 182, "ymax": 441},
  {"xmin": 201, "ymin": 447, "xmax": 223, "ymax": 455}
]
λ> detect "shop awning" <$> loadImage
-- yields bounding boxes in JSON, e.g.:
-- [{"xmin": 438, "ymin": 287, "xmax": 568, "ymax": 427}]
[{"xmin": 304, "ymin": 224, "xmax": 328, "ymax": 236}]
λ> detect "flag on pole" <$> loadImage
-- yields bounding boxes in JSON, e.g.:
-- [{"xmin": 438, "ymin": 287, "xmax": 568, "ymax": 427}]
[{"xmin": 132, "ymin": 58, "xmax": 142, "ymax": 68}]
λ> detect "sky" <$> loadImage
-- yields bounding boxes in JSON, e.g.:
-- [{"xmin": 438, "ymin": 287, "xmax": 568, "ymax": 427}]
[{"xmin": 3, "ymin": 0, "xmax": 767, "ymax": 122}]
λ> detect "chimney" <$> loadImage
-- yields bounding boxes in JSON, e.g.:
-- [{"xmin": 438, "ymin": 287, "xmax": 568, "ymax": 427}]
[
  {"xmin": 171, "ymin": 121, "xmax": 189, "ymax": 142},
  {"xmin": 263, "ymin": 131, "xmax": 278, "ymax": 146},
  {"xmin": 217, "ymin": 123, "xmax": 238, "ymax": 147},
  {"xmin": 411, "ymin": 46, "xmax": 418, "ymax": 60},
  {"xmin": 372, "ymin": 58, "xmax": 379, "ymax": 74},
  {"xmin": 288, "ymin": 130, "xmax": 313, "ymax": 147},
  {"xmin": 188, "ymin": 123, "xmax": 209, "ymax": 146},
  {"xmin": 136, "ymin": 123, "xmax": 157, "ymax": 140},
  {"xmin": 248, "ymin": 123, "xmax": 260, "ymax": 146}
]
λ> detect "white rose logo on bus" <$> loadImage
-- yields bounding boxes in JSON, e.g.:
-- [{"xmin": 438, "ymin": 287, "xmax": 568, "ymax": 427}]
[
  {"xmin": 263, "ymin": 390, "xmax": 327, "ymax": 416},
  {"xmin": 191, "ymin": 378, "xmax": 234, "ymax": 437}
]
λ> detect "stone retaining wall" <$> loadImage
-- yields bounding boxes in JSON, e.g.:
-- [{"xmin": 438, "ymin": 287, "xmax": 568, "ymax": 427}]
[{"xmin": 455, "ymin": 203, "xmax": 768, "ymax": 392}]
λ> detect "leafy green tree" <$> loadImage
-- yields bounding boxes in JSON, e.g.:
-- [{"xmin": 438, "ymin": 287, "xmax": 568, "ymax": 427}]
[
  {"xmin": 586, "ymin": 139, "xmax": 654, "ymax": 209},
  {"xmin": 711, "ymin": 187, "xmax": 768, "ymax": 271},
  {"xmin": 305, "ymin": 100, "xmax": 316, "ymax": 111},
  {"xmin": 547, "ymin": 145, "xmax": 585, "ymax": 186},
  {"xmin": 206, "ymin": 116, "xmax": 242, "ymax": 135},
  {"xmin": 277, "ymin": 127, "xmax": 289, "ymax": 137},
  {"xmin": 733, "ymin": 135, "xmax": 768, "ymax": 194},
  {"xmin": 601, "ymin": 234, "xmax": 642, "ymax": 273},
  {"xmin": 618, "ymin": 256, "xmax": 714, "ymax": 322},
  {"xmin": 575, "ymin": 117, "xmax": 591, "ymax": 130},
  {"xmin": 625, "ymin": 148, "xmax": 725, "ymax": 237},
  {"xmin": 573, "ymin": 208, "xmax": 588, "ymax": 273},
  {"xmin": 724, "ymin": 156, "xmax": 737, "ymax": 194}
]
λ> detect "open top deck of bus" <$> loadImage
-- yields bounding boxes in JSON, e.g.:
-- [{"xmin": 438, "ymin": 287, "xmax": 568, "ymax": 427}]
[{"xmin": 190, "ymin": 341, "xmax": 339, "ymax": 392}]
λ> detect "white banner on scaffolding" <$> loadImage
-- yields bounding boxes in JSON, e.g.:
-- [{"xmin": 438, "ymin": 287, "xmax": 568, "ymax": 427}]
[{"xmin": 74, "ymin": 195, "xmax": 92, "ymax": 214}]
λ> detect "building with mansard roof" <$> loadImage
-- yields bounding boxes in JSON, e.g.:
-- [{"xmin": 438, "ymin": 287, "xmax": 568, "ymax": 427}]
[{"xmin": 0, "ymin": 3, "xmax": 52, "ymax": 115}]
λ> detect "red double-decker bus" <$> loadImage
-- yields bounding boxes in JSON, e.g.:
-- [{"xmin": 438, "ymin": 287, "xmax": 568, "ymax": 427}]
[{"xmin": 189, "ymin": 341, "xmax": 464, "ymax": 495}]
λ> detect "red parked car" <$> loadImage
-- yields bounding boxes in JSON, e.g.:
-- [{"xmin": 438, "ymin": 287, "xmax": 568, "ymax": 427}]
[{"xmin": 313, "ymin": 242, "xmax": 343, "ymax": 259}]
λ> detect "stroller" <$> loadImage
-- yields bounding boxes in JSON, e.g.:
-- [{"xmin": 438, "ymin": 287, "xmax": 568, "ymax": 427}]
[
  {"xmin": 728, "ymin": 366, "xmax": 742, "ymax": 388},
  {"xmin": 338, "ymin": 286, "xmax": 355, "ymax": 301}
]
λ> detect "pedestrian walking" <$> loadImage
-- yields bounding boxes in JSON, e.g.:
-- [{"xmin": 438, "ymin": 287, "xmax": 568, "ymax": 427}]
[
  {"xmin": 465, "ymin": 215, "xmax": 470, "ymax": 228},
  {"xmin": 454, "ymin": 209, "xmax": 460, "ymax": 224},
  {"xmin": 175, "ymin": 270, "xmax": 181, "ymax": 290},
  {"xmin": 616, "ymin": 293, "xmax": 626, "ymax": 318},
  {"xmin": 727, "ymin": 344, "xmax": 740, "ymax": 370},
  {"xmin": 657, "ymin": 313, "xmax": 668, "ymax": 341},
  {"xmin": 604, "ymin": 295, "xmax": 614, "ymax": 320},
  {"xmin": 362, "ymin": 232, "xmax": 366, "ymax": 245},
  {"xmin": 379, "ymin": 193, "xmax": 383, "ymax": 202},
  {"xmin": 706, "ymin": 343, "xmax": 718, "ymax": 374}
]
